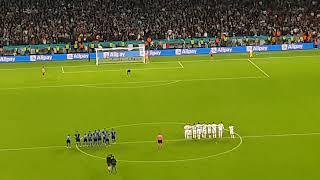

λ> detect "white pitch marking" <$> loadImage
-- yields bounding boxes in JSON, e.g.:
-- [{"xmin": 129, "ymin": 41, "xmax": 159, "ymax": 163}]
[
  {"xmin": 0, "ymin": 145, "xmax": 65, "ymax": 152},
  {"xmin": 178, "ymin": 61, "xmax": 184, "ymax": 68},
  {"xmin": 242, "ymin": 132, "xmax": 320, "ymax": 138},
  {"xmin": 0, "ymin": 54, "xmax": 318, "ymax": 71},
  {"xmin": 0, "ymin": 76, "xmax": 265, "ymax": 90},
  {"xmin": 1, "ymin": 132, "xmax": 320, "ymax": 153},
  {"xmin": 247, "ymin": 59, "xmax": 270, "ymax": 78},
  {"xmin": 82, "ymin": 80, "xmax": 181, "ymax": 89},
  {"xmin": 61, "ymin": 66, "xmax": 65, "ymax": 73},
  {"xmin": 64, "ymin": 66, "xmax": 183, "ymax": 74}
]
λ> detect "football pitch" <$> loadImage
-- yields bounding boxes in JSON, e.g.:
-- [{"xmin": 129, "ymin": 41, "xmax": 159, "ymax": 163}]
[{"xmin": 0, "ymin": 50, "xmax": 320, "ymax": 179}]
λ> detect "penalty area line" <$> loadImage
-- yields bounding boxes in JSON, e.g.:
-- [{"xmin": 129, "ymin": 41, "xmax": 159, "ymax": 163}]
[
  {"xmin": 247, "ymin": 59, "xmax": 270, "ymax": 78},
  {"xmin": 178, "ymin": 61, "xmax": 184, "ymax": 68},
  {"xmin": 63, "ymin": 66, "xmax": 183, "ymax": 74}
]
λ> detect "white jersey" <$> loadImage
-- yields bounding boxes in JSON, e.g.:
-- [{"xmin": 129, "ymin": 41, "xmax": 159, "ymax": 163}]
[
  {"xmin": 218, "ymin": 123, "xmax": 224, "ymax": 131},
  {"xmin": 196, "ymin": 124, "xmax": 202, "ymax": 133},
  {"xmin": 192, "ymin": 125, "xmax": 197, "ymax": 133},
  {"xmin": 212, "ymin": 124, "xmax": 217, "ymax": 132},
  {"xmin": 207, "ymin": 124, "xmax": 212, "ymax": 133},
  {"xmin": 229, "ymin": 126, "xmax": 234, "ymax": 134},
  {"xmin": 184, "ymin": 125, "xmax": 189, "ymax": 131},
  {"xmin": 202, "ymin": 124, "xmax": 207, "ymax": 132}
]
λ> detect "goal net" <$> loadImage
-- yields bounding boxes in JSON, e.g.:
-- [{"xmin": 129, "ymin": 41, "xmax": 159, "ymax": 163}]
[{"xmin": 95, "ymin": 46, "xmax": 146, "ymax": 65}]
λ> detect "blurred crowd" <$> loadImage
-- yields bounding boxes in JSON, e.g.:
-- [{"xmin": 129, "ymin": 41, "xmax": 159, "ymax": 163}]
[{"xmin": 0, "ymin": 0, "xmax": 319, "ymax": 50}]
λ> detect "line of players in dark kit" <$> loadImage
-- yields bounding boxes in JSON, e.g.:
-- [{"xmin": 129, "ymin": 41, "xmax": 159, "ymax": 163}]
[{"xmin": 66, "ymin": 128, "xmax": 116, "ymax": 148}]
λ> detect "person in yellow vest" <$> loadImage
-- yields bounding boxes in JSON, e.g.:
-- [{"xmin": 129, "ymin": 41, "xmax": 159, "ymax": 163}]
[
  {"xmin": 47, "ymin": 45, "xmax": 51, "ymax": 54},
  {"xmin": 191, "ymin": 39, "xmax": 195, "ymax": 48},
  {"xmin": 56, "ymin": 46, "xmax": 60, "ymax": 54},
  {"xmin": 65, "ymin": 43, "xmax": 70, "ymax": 53},
  {"xmin": 249, "ymin": 49, "xmax": 253, "ymax": 58},
  {"xmin": 74, "ymin": 42, "xmax": 78, "ymax": 52},
  {"xmin": 90, "ymin": 43, "xmax": 95, "ymax": 52},
  {"xmin": 35, "ymin": 48, "xmax": 40, "ymax": 55},
  {"xmin": 145, "ymin": 51, "xmax": 149, "ymax": 64},
  {"xmin": 23, "ymin": 47, "xmax": 27, "ymax": 55}
]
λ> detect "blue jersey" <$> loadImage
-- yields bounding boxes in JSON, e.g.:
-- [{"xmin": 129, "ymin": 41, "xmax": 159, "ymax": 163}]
[{"xmin": 111, "ymin": 131, "xmax": 116, "ymax": 137}]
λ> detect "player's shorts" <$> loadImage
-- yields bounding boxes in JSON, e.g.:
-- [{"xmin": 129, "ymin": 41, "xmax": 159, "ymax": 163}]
[
  {"xmin": 66, "ymin": 139, "xmax": 70, "ymax": 144},
  {"xmin": 158, "ymin": 140, "xmax": 163, "ymax": 144},
  {"xmin": 84, "ymin": 139, "xmax": 87, "ymax": 142},
  {"xmin": 42, "ymin": 73, "xmax": 45, "ymax": 76},
  {"xmin": 76, "ymin": 138, "xmax": 80, "ymax": 142},
  {"xmin": 107, "ymin": 166, "xmax": 112, "ymax": 171},
  {"xmin": 93, "ymin": 138, "xmax": 97, "ymax": 142},
  {"xmin": 111, "ymin": 136, "xmax": 115, "ymax": 140},
  {"xmin": 89, "ymin": 138, "xmax": 92, "ymax": 142}
]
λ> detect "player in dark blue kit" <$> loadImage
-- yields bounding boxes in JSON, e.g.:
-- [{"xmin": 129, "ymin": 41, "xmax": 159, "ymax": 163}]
[
  {"xmin": 93, "ymin": 130, "xmax": 98, "ymax": 146},
  {"xmin": 88, "ymin": 131, "xmax": 93, "ymax": 146},
  {"xmin": 111, "ymin": 129, "xmax": 116, "ymax": 143},
  {"xmin": 66, "ymin": 135, "xmax": 71, "ymax": 148},
  {"xmin": 75, "ymin": 131, "xmax": 81, "ymax": 147},
  {"xmin": 104, "ymin": 130, "xmax": 110, "ymax": 145},
  {"xmin": 127, "ymin": 69, "xmax": 131, "ymax": 76},
  {"xmin": 83, "ymin": 133, "xmax": 88, "ymax": 146},
  {"xmin": 97, "ymin": 130, "xmax": 102, "ymax": 145}
]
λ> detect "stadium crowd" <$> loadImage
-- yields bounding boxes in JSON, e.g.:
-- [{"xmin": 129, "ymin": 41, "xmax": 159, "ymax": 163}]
[{"xmin": 0, "ymin": 0, "xmax": 319, "ymax": 51}]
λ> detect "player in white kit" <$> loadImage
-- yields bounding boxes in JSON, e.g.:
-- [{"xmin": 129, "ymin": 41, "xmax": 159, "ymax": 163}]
[
  {"xmin": 187, "ymin": 124, "xmax": 193, "ymax": 139},
  {"xmin": 196, "ymin": 122, "xmax": 202, "ymax": 139},
  {"xmin": 218, "ymin": 122, "xmax": 224, "ymax": 138},
  {"xmin": 184, "ymin": 124, "xmax": 189, "ymax": 139},
  {"xmin": 229, "ymin": 125, "xmax": 235, "ymax": 139},
  {"xmin": 207, "ymin": 123, "xmax": 212, "ymax": 138},
  {"xmin": 192, "ymin": 124, "xmax": 197, "ymax": 139},
  {"xmin": 211, "ymin": 122, "xmax": 217, "ymax": 138},
  {"xmin": 201, "ymin": 123, "xmax": 207, "ymax": 138}
]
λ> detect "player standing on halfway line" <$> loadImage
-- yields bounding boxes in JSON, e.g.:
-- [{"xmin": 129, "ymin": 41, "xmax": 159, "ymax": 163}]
[
  {"xmin": 218, "ymin": 122, "xmax": 224, "ymax": 138},
  {"xmin": 111, "ymin": 129, "xmax": 116, "ymax": 143},
  {"xmin": 207, "ymin": 123, "xmax": 212, "ymax": 138},
  {"xmin": 184, "ymin": 124, "xmax": 189, "ymax": 139},
  {"xmin": 42, "ymin": 66, "xmax": 46, "ymax": 79},
  {"xmin": 192, "ymin": 123, "xmax": 197, "ymax": 139},
  {"xmin": 196, "ymin": 122, "xmax": 202, "ymax": 139},
  {"xmin": 83, "ymin": 133, "xmax": 88, "ymax": 146},
  {"xmin": 212, "ymin": 122, "xmax": 217, "ymax": 138},
  {"xmin": 75, "ymin": 131, "xmax": 81, "ymax": 147},
  {"xmin": 229, "ymin": 125, "xmax": 235, "ymax": 139},
  {"xmin": 157, "ymin": 133, "xmax": 164, "ymax": 149}
]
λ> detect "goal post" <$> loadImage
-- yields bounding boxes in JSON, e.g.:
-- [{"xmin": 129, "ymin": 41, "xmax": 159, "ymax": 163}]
[{"xmin": 95, "ymin": 46, "xmax": 146, "ymax": 65}]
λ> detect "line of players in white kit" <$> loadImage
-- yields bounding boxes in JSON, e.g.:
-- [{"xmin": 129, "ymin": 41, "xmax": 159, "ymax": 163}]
[{"xmin": 184, "ymin": 122, "xmax": 235, "ymax": 139}]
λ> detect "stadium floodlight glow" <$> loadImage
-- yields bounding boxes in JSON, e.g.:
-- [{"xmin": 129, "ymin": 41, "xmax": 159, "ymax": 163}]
[{"xmin": 95, "ymin": 46, "xmax": 146, "ymax": 66}]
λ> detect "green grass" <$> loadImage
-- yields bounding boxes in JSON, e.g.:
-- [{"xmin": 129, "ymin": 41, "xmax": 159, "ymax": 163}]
[{"xmin": 0, "ymin": 50, "xmax": 320, "ymax": 179}]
